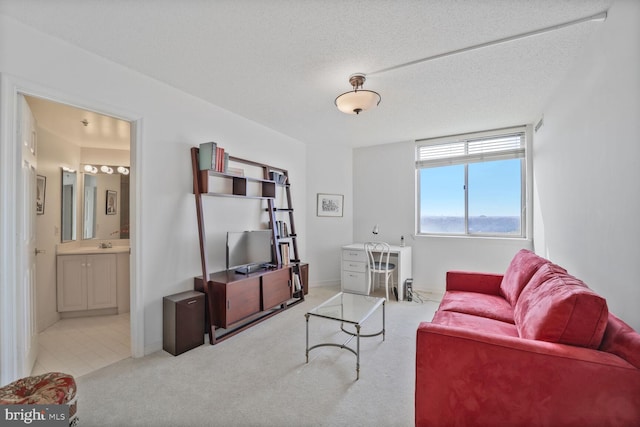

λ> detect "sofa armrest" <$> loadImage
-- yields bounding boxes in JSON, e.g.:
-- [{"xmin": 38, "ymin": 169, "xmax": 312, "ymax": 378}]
[
  {"xmin": 446, "ymin": 271, "xmax": 503, "ymax": 294},
  {"xmin": 415, "ymin": 322, "xmax": 640, "ymax": 427}
]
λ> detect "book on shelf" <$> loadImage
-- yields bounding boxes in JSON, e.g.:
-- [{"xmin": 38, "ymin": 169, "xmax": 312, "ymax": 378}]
[
  {"xmin": 275, "ymin": 220, "xmax": 289, "ymax": 238},
  {"xmin": 198, "ymin": 141, "xmax": 217, "ymax": 170},
  {"xmin": 269, "ymin": 171, "xmax": 288, "ymax": 185},
  {"xmin": 227, "ymin": 167, "xmax": 244, "ymax": 176},
  {"xmin": 279, "ymin": 242, "xmax": 290, "ymax": 266},
  {"xmin": 215, "ymin": 147, "xmax": 224, "ymax": 172},
  {"xmin": 293, "ymin": 272, "xmax": 302, "ymax": 292}
]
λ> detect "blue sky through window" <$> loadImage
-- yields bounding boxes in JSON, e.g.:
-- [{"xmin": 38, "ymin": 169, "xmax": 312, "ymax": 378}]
[
  {"xmin": 469, "ymin": 159, "xmax": 521, "ymax": 217},
  {"xmin": 419, "ymin": 159, "xmax": 522, "ymax": 234}
]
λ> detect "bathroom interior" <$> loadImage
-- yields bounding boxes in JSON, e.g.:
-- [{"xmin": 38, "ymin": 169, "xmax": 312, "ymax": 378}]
[{"xmin": 26, "ymin": 95, "xmax": 132, "ymax": 378}]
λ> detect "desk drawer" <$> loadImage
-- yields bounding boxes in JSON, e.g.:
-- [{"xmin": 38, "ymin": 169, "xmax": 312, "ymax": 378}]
[
  {"xmin": 342, "ymin": 271, "xmax": 368, "ymax": 295},
  {"xmin": 342, "ymin": 260, "xmax": 366, "ymax": 273},
  {"xmin": 342, "ymin": 249, "xmax": 366, "ymax": 262}
]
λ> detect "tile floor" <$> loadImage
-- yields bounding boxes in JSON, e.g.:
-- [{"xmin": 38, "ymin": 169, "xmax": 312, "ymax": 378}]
[{"xmin": 30, "ymin": 313, "xmax": 131, "ymax": 378}]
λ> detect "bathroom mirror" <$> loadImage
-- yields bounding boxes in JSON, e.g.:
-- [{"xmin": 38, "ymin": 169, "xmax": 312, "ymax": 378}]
[
  {"xmin": 83, "ymin": 174, "xmax": 97, "ymax": 239},
  {"xmin": 81, "ymin": 167, "xmax": 130, "ymax": 240},
  {"xmin": 61, "ymin": 168, "xmax": 77, "ymax": 242}
]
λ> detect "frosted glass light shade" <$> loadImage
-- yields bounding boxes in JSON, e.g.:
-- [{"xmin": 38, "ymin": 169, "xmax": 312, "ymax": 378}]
[{"xmin": 335, "ymin": 90, "xmax": 381, "ymax": 115}]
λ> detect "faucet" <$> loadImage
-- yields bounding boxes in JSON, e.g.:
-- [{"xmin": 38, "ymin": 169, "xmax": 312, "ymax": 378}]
[{"xmin": 99, "ymin": 241, "xmax": 113, "ymax": 249}]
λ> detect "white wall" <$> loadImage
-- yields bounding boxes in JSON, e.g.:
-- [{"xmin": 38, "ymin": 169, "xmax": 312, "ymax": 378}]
[
  {"xmin": 305, "ymin": 144, "xmax": 353, "ymax": 286},
  {"xmin": 0, "ymin": 14, "xmax": 307, "ymax": 356},
  {"xmin": 353, "ymin": 140, "xmax": 532, "ymax": 292},
  {"xmin": 533, "ymin": 0, "xmax": 640, "ymax": 331},
  {"xmin": 81, "ymin": 147, "xmax": 130, "ymax": 166},
  {"xmin": 34, "ymin": 127, "xmax": 80, "ymax": 331}
]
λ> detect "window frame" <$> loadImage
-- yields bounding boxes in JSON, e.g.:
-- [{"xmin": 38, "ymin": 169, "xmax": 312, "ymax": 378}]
[{"xmin": 415, "ymin": 126, "xmax": 529, "ymax": 239}]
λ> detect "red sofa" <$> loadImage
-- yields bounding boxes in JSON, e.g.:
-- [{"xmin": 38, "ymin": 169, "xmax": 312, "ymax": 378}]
[{"xmin": 415, "ymin": 249, "xmax": 640, "ymax": 427}]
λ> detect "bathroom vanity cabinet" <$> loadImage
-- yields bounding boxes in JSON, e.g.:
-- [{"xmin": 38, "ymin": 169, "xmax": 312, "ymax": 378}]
[{"xmin": 57, "ymin": 253, "xmax": 117, "ymax": 312}]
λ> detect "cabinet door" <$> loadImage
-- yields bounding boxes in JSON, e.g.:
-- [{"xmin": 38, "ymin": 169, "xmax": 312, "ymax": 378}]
[
  {"xmin": 57, "ymin": 255, "xmax": 87, "ymax": 312},
  {"xmin": 86, "ymin": 254, "xmax": 117, "ymax": 310},
  {"xmin": 262, "ymin": 268, "xmax": 291, "ymax": 309},
  {"xmin": 226, "ymin": 277, "xmax": 261, "ymax": 326}
]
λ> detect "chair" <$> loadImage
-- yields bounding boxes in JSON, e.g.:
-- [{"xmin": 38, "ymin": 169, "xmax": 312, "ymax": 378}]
[{"xmin": 365, "ymin": 242, "xmax": 396, "ymax": 300}]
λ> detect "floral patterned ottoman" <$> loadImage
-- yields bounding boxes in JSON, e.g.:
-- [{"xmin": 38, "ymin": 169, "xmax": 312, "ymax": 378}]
[{"xmin": 0, "ymin": 372, "xmax": 78, "ymax": 426}]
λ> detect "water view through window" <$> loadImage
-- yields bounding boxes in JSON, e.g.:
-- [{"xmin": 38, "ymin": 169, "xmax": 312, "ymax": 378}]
[{"xmin": 419, "ymin": 158, "xmax": 522, "ymax": 235}]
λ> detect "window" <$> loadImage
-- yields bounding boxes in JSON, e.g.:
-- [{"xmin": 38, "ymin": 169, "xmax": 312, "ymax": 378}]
[{"xmin": 416, "ymin": 127, "xmax": 526, "ymax": 237}]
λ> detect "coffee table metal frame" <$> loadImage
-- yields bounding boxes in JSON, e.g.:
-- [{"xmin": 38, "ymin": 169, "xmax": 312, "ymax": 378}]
[{"xmin": 305, "ymin": 292, "xmax": 385, "ymax": 380}]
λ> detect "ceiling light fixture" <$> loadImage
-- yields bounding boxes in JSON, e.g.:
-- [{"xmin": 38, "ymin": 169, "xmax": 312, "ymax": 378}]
[
  {"xmin": 335, "ymin": 73, "xmax": 381, "ymax": 115},
  {"xmin": 117, "ymin": 166, "xmax": 130, "ymax": 175}
]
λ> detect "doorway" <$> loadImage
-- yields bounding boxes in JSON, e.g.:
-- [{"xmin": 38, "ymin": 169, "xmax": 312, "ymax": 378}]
[{"xmin": 23, "ymin": 94, "xmax": 135, "ymax": 378}]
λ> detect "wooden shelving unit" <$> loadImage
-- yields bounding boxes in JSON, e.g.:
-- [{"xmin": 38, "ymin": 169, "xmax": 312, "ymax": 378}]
[{"xmin": 190, "ymin": 147, "xmax": 308, "ymax": 344}]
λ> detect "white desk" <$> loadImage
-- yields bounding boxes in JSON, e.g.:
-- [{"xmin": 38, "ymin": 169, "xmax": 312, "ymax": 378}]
[{"xmin": 341, "ymin": 243, "xmax": 412, "ymax": 301}]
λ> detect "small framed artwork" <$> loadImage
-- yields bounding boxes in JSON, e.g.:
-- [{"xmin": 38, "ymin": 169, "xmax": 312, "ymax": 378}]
[
  {"xmin": 317, "ymin": 193, "xmax": 343, "ymax": 217},
  {"xmin": 36, "ymin": 175, "xmax": 46, "ymax": 215},
  {"xmin": 106, "ymin": 190, "xmax": 117, "ymax": 215}
]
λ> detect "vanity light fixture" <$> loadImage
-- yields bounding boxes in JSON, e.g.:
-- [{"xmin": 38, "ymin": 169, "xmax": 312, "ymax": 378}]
[
  {"xmin": 335, "ymin": 73, "xmax": 381, "ymax": 115},
  {"xmin": 83, "ymin": 164, "xmax": 128, "ymax": 175}
]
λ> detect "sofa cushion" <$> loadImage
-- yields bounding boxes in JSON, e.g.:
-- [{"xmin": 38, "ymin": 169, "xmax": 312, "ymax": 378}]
[
  {"xmin": 499, "ymin": 249, "xmax": 553, "ymax": 306},
  {"xmin": 524, "ymin": 261, "xmax": 568, "ymax": 291},
  {"xmin": 514, "ymin": 265, "xmax": 608, "ymax": 348},
  {"xmin": 432, "ymin": 310, "xmax": 519, "ymax": 337},
  {"xmin": 438, "ymin": 290, "xmax": 515, "ymax": 324}
]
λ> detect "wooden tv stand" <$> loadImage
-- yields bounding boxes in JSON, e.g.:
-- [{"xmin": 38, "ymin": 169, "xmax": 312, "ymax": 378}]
[{"xmin": 194, "ymin": 263, "xmax": 308, "ymax": 344}]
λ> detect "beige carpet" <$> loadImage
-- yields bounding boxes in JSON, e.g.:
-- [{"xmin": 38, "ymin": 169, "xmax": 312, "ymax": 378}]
[{"xmin": 76, "ymin": 286, "xmax": 438, "ymax": 426}]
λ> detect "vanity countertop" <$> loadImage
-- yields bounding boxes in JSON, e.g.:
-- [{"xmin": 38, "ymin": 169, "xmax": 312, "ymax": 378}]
[{"xmin": 57, "ymin": 246, "xmax": 130, "ymax": 255}]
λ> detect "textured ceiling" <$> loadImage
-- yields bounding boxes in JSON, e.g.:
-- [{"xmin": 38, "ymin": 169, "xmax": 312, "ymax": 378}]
[{"xmin": 0, "ymin": 0, "xmax": 612, "ymax": 147}]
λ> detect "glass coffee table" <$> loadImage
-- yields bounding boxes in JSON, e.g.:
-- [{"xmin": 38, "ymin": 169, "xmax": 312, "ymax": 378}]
[{"xmin": 305, "ymin": 292, "xmax": 385, "ymax": 380}]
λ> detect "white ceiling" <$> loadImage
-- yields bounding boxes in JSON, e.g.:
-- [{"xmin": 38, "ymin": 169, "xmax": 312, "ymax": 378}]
[{"xmin": 1, "ymin": 0, "xmax": 612, "ymax": 148}]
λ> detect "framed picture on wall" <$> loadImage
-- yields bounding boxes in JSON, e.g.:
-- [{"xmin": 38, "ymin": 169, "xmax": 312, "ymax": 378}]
[
  {"xmin": 317, "ymin": 193, "xmax": 343, "ymax": 217},
  {"xmin": 36, "ymin": 175, "xmax": 46, "ymax": 215},
  {"xmin": 106, "ymin": 190, "xmax": 117, "ymax": 215}
]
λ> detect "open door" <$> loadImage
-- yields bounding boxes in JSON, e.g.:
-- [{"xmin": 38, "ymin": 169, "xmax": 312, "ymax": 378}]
[{"xmin": 17, "ymin": 94, "xmax": 38, "ymax": 376}]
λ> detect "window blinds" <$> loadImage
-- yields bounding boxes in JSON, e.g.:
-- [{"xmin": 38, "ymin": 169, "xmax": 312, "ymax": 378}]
[{"xmin": 416, "ymin": 127, "xmax": 526, "ymax": 168}]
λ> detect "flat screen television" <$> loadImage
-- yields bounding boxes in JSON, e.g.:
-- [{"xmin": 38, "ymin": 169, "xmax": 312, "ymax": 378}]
[{"xmin": 226, "ymin": 230, "xmax": 273, "ymax": 274}]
